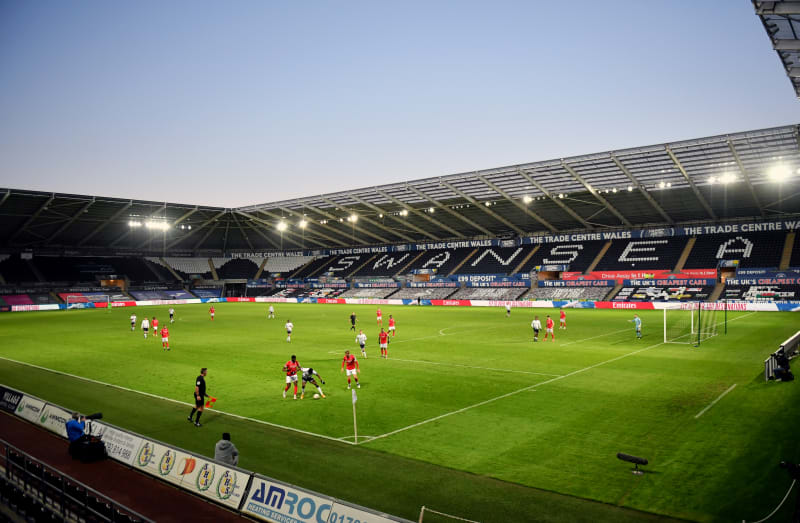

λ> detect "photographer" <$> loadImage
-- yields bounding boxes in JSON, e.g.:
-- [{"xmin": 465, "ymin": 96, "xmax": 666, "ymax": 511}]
[
  {"xmin": 774, "ymin": 352, "xmax": 794, "ymax": 382},
  {"xmin": 66, "ymin": 412, "xmax": 88, "ymax": 457}
]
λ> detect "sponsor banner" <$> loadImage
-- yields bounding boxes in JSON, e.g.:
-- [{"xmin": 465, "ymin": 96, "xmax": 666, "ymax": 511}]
[
  {"xmin": 0, "ymin": 386, "xmax": 23, "ymax": 414},
  {"xmin": 253, "ymin": 297, "xmax": 294, "ymax": 304},
  {"xmin": 180, "ymin": 455, "xmax": 248, "ymax": 510},
  {"xmin": 409, "ymin": 281, "xmax": 458, "ymax": 288},
  {"xmin": 429, "ymin": 299, "xmax": 472, "ymax": 307},
  {"xmin": 466, "ymin": 280, "xmax": 530, "ymax": 288},
  {"xmin": 623, "ymin": 279, "xmax": 716, "ymax": 287},
  {"xmin": 552, "ymin": 301, "xmax": 597, "ymax": 309},
  {"xmin": 736, "ymin": 268, "xmax": 800, "ymax": 276},
  {"xmin": 226, "ymin": 297, "xmax": 256, "ymax": 303},
  {"xmin": 680, "ymin": 269, "xmax": 717, "ymax": 278},
  {"xmin": 353, "ymin": 282, "xmax": 400, "ymax": 288},
  {"xmin": 410, "ymin": 268, "xmax": 437, "ymax": 275},
  {"xmin": 111, "ymin": 301, "xmax": 137, "ymax": 307},
  {"xmin": 37, "ymin": 403, "xmax": 72, "ymax": 438},
  {"xmin": 727, "ymin": 277, "xmax": 800, "ymax": 286},
  {"xmin": 133, "ymin": 439, "xmax": 194, "ymax": 487},
  {"xmin": 562, "ymin": 270, "xmax": 716, "ymax": 282},
  {"xmin": 533, "ymin": 265, "xmax": 568, "ymax": 272},
  {"xmin": 15, "ymin": 394, "xmax": 46, "ymax": 423},
  {"xmin": 455, "ymin": 274, "xmax": 519, "ymax": 283},
  {"xmin": 244, "ymin": 476, "xmax": 333, "ymax": 523},
  {"xmin": 315, "ymin": 298, "xmax": 346, "ymax": 304},
  {"xmin": 594, "ymin": 302, "xmax": 656, "ymax": 310},
  {"xmin": 310, "ymin": 282, "xmax": 349, "ymax": 289},
  {"xmin": 539, "ymin": 280, "xmax": 616, "ymax": 287},
  {"xmin": 92, "ymin": 422, "xmax": 144, "ymax": 466},
  {"xmin": 11, "ymin": 304, "xmax": 61, "ymax": 312},
  {"xmin": 328, "ymin": 500, "xmax": 401, "ymax": 523}
]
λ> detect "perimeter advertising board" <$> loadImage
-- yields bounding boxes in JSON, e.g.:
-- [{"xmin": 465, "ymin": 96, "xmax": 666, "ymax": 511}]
[
  {"xmin": 15, "ymin": 395, "xmax": 46, "ymax": 423},
  {"xmin": 37, "ymin": 403, "xmax": 72, "ymax": 438},
  {"xmin": 0, "ymin": 386, "xmax": 22, "ymax": 414},
  {"xmin": 243, "ymin": 476, "xmax": 333, "ymax": 523},
  {"xmin": 178, "ymin": 455, "xmax": 249, "ymax": 510},
  {"xmin": 133, "ymin": 439, "xmax": 194, "ymax": 487},
  {"xmin": 92, "ymin": 422, "xmax": 145, "ymax": 466},
  {"xmin": 328, "ymin": 500, "xmax": 402, "ymax": 523}
]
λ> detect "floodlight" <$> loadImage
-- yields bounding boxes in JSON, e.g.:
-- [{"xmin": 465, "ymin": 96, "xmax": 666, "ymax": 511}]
[
  {"xmin": 378, "ymin": 213, "xmax": 383, "ymax": 218},
  {"xmin": 188, "ymin": 225, "xmax": 191, "ymax": 230},
  {"xmin": 720, "ymin": 172, "xmax": 736, "ymax": 185},
  {"xmin": 658, "ymin": 181, "xmax": 666, "ymax": 189},
  {"xmin": 276, "ymin": 221, "xmax": 287, "ymax": 232},
  {"xmin": 768, "ymin": 164, "xmax": 791, "ymax": 182},
  {"xmin": 666, "ymin": 182, "xmax": 671, "ymax": 188},
  {"xmin": 522, "ymin": 195, "xmax": 533, "ymax": 204},
  {"xmin": 708, "ymin": 176, "xmax": 717, "ymax": 184},
  {"xmin": 612, "ymin": 188, "xmax": 617, "ymax": 193},
  {"xmin": 400, "ymin": 209, "xmax": 409, "ymax": 216},
  {"xmin": 627, "ymin": 186, "xmax": 633, "ymax": 192},
  {"xmin": 298, "ymin": 219, "xmax": 307, "ymax": 229},
  {"xmin": 485, "ymin": 201, "xmax": 491, "ymax": 207},
  {"xmin": 428, "ymin": 207, "xmax": 435, "ymax": 213},
  {"xmin": 349, "ymin": 214, "xmax": 358, "ymax": 223},
  {"xmin": 558, "ymin": 193, "xmax": 564, "ymax": 199}
]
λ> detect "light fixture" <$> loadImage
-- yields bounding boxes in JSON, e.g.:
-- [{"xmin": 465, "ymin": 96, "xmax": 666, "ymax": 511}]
[
  {"xmin": 522, "ymin": 195, "xmax": 532, "ymax": 204},
  {"xmin": 708, "ymin": 176, "xmax": 717, "ymax": 184},
  {"xmin": 188, "ymin": 225, "xmax": 191, "ymax": 230},
  {"xmin": 720, "ymin": 172, "xmax": 736, "ymax": 185},
  {"xmin": 276, "ymin": 221, "xmax": 287, "ymax": 232},
  {"xmin": 658, "ymin": 181, "xmax": 666, "ymax": 189},
  {"xmin": 627, "ymin": 186, "xmax": 633, "ymax": 192},
  {"xmin": 400, "ymin": 209, "xmax": 408, "ymax": 216},
  {"xmin": 558, "ymin": 193, "xmax": 564, "ymax": 199},
  {"xmin": 428, "ymin": 207, "xmax": 435, "ymax": 213},
  {"xmin": 378, "ymin": 213, "xmax": 383, "ymax": 218},
  {"xmin": 128, "ymin": 220, "xmax": 142, "ymax": 228},
  {"xmin": 768, "ymin": 164, "xmax": 791, "ymax": 182},
  {"xmin": 298, "ymin": 219, "xmax": 307, "ymax": 229},
  {"xmin": 348, "ymin": 214, "xmax": 358, "ymax": 223},
  {"xmin": 612, "ymin": 188, "xmax": 617, "ymax": 193},
  {"xmin": 666, "ymin": 182, "xmax": 671, "ymax": 188},
  {"xmin": 145, "ymin": 221, "xmax": 169, "ymax": 231}
]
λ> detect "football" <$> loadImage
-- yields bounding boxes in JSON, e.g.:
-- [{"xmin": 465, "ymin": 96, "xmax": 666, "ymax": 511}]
[{"xmin": 313, "ymin": 393, "xmax": 320, "ymax": 399}]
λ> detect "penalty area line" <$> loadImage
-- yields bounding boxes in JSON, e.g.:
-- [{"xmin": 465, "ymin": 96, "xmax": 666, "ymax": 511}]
[
  {"xmin": 694, "ymin": 384, "xmax": 736, "ymax": 419},
  {"xmin": 388, "ymin": 357, "xmax": 563, "ymax": 377},
  {"xmin": 0, "ymin": 356, "xmax": 353, "ymax": 446},
  {"xmin": 560, "ymin": 327, "xmax": 632, "ymax": 347},
  {"xmin": 366, "ymin": 340, "xmax": 666, "ymax": 445}
]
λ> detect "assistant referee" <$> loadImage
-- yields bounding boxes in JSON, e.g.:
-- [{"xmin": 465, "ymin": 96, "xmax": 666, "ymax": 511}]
[{"xmin": 188, "ymin": 368, "xmax": 209, "ymax": 427}]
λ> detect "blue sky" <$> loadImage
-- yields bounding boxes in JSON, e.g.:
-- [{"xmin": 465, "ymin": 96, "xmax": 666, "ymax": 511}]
[{"xmin": 1, "ymin": 1, "xmax": 798, "ymax": 207}]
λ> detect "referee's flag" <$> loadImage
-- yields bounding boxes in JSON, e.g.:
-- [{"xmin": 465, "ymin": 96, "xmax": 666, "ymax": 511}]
[{"xmin": 352, "ymin": 389, "xmax": 357, "ymax": 405}]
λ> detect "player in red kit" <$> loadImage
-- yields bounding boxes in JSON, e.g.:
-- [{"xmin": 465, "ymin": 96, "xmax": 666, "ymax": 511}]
[
  {"xmin": 151, "ymin": 317, "xmax": 159, "ymax": 340},
  {"xmin": 376, "ymin": 308, "xmax": 382, "ymax": 326},
  {"xmin": 209, "ymin": 306, "xmax": 215, "ymax": 320},
  {"xmin": 161, "ymin": 326, "xmax": 170, "ymax": 351},
  {"xmin": 559, "ymin": 309, "xmax": 566, "ymax": 330},
  {"xmin": 379, "ymin": 328, "xmax": 390, "ymax": 358},
  {"xmin": 544, "ymin": 315, "xmax": 555, "ymax": 342},
  {"xmin": 341, "ymin": 350, "xmax": 360, "ymax": 389},
  {"xmin": 283, "ymin": 355, "xmax": 300, "ymax": 399},
  {"xmin": 388, "ymin": 315, "xmax": 396, "ymax": 337}
]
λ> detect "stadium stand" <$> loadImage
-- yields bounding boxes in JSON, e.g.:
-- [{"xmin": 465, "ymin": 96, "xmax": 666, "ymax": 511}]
[
  {"xmin": 0, "ymin": 254, "xmax": 39, "ymax": 283},
  {"xmin": 593, "ymin": 237, "xmax": 689, "ymax": 271},
  {"xmin": 315, "ymin": 254, "xmax": 372, "ymax": 277},
  {"xmin": 290, "ymin": 256, "xmax": 335, "ymax": 278},
  {"xmin": 723, "ymin": 283, "xmax": 800, "ymax": 302},
  {"xmin": 153, "ymin": 257, "xmax": 213, "ymax": 279},
  {"xmin": 521, "ymin": 286, "xmax": 612, "ymax": 301},
  {"xmin": 611, "ymin": 284, "xmax": 714, "ymax": 302},
  {"xmin": 191, "ymin": 287, "xmax": 222, "ymax": 298},
  {"xmin": 456, "ymin": 246, "xmax": 534, "ymax": 275},
  {"xmin": 682, "ymin": 232, "xmax": 786, "ymax": 269},
  {"xmin": 400, "ymin": 248, "xmax": 472, "ymax": 276},
  {"xmin": 338, "ymin": 288, "xmax": 399, "ymax": 299},
  {"xmin": 391, "ymin": 287, "xmax": 458, "ymax": 300},
  {"xmin": 351, "ymin": 252, "xmax": 416, "ymax": 277},
  {"xmin": 449, "ymin": 288, "xmax": 528, "ymax": 300},
  {"xmin": 2, "ymin": 294, "xmax": 35, "ymax": 306},
  {"xmin": 518, "ymin": 240, "xmax": 609, "ymax": 273},
  {"xmin": 214, "ymin": 258, "xmax": 260, "ymax": 279},
  {"xmin": 264, "ymin": 256, "xmax": 315, "ymax": 275},
  {"xmin": 128, "ymin": 288, "xmax": 196, "ymax": 300}
]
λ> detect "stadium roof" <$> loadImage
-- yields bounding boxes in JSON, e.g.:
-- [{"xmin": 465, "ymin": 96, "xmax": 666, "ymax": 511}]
[
  {"xmin": 2, "ymin": 124, "xmax": 800, "ymax": 254},
  {"xmin": 754, "ymin": 1, "xmax": 800, "ymax": 98}
]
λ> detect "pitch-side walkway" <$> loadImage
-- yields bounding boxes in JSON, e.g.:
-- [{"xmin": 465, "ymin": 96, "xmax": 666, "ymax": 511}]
[{"xmin": 0, "ymin": 412, "xmax": 250, "ymax": 523}]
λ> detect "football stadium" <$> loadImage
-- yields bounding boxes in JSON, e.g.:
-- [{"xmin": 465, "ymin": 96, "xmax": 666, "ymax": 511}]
[{"xmin": 2, "ymin": 2, "xmax": 800, "ymax": 523}]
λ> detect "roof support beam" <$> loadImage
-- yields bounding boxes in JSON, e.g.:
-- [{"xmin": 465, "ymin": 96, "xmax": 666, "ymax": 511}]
[
  {"xmin": 232, "ymin": 211, "xmax": 283, "ymax": 249},
  {"xmin": 320, "ymin": 197, "xmax": 415, "ymax": 242},
  {"xmin": 560, "ymin": 162, "xmax": 632, "ymax": 226},
  {"xmin": 756, "ymin": 2, "xmax": 800, "ymax": 15},
  {"xmin": 286, "ymin": 203, "xmax": 389, "ymax": 244},
  {"xmin": 0, "ymin": 190, "xmax": 12, "ymax": 209},
  {"xmin": 46, "ymin": 198, "xmax": 96, "ymax": 243},
  {"xmin": 193, "ymin": 224, "xmax": 218, "ymax": 251},
  {"xmin": 78, "ymin": 201, "xmax": 133, "ymax": 246},
  {"xmin": 230, "ymin": 212, "xmax": 254, "ymax": 251},
  {"xmin": 9, "ymin": 194, "xmax": 55, "ymax": 243},
  {"xmin": 167, "ymin": 210, "xmax": 227, "ymax": 250},
  {"xmin": 609, "ymin": 155, "xmax": 674, "ymax": 224},
  {"xmin": 518, "ymin": 169, "xmax": 593, "ymax": 229},
  {"xmin": 349, "ymin": 194, "xmax": 441, "ymax": 241},
  {"xmin": 441, "ymin": 181, "xmax": 524, "ymax": 235},
  {"xmin": 727, "ymin": 139, "xmax": 765, "ymax": 217},
  {"xmin": 404, "ymin": 185, "xmax": 493, "ymax": 236},
  {"xmin": 477, "ymin": 175, "xmax": 556, "ymax": 232},
  {"xmin": 376, "ymin": 189, "xmax": 459, "ymax": 239},
  {"xmin": 221, "ymin": 216, "xmax": 231, "ymax": 252},
  {"xmin": 665, "ymin": 146, "xmax": 717, "ymax": 220},
  {"xmin": 277, "ymin": 205, "xmax": 375, "ymax": 245},
  {"xmin": 136, "ymin": 206, "xmax": 199, "ymax": 249},
  {"xmin": 255, "ymin": 209, "xmax": 344, "ymax": 247}
]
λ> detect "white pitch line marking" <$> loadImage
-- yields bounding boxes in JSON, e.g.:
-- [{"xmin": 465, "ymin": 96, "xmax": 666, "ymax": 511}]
[
  {"xmin": 0, "ymin": 356, "xmax": 353, "ymax": 446},
  {"xmin": 694, "ymin": 384, "xmax": 736, "ymax": 419},
  {"xmin": 366, "ymin": 339, "xmax": 666, "ymax": 444},
  {"xmin": 388, "ymin": 357, "xmax": 563, "ymax": 377}
]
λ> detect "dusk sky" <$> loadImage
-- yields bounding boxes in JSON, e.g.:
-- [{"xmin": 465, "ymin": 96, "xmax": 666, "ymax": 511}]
[{"xmin": 1, "ymin": 1, "xmax": 798, "ymax": 208}]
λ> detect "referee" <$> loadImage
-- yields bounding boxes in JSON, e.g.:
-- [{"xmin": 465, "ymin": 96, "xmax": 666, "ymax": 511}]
[
  {"xmin": 349, "ymin": 312, "xmax": 357, "ymax": 331},
  {"xmin": 188, "ymin": 368, "xmax": 209, "ymax": 427}
]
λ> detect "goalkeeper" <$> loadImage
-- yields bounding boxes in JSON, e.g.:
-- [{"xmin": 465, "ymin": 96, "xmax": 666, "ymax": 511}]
[
  {"xmin": 628, "ymin": 314, "xmax": 642, "ymax": 339},
  {"xmin": 300, "ymin": 367, "xmax": 326, "ymax": 399}
]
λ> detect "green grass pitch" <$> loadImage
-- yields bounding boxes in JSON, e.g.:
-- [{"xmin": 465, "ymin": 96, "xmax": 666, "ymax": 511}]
[{"xmin": 0, "ymin": 303, "xmax": 798, "ymax": 522}]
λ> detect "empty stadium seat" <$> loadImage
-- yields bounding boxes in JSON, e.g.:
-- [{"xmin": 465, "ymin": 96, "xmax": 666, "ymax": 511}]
[
  {"xmin": 350, "ymin": 252, "xmax": 416, "ymax": 277},
  {"xmin": 519, "ymin": 240, "xmax": 609, "ymax": 273},
  {"xmin": 400, "ymin": 249, "xmax": 472, "ymax": 276},
  {"xmin": 594, "ymin": 237, "xmax": 688, "ymax": 271},
  {"xmin": 683, "ymin": 232, "xmax": 786, "ymax": 269}
]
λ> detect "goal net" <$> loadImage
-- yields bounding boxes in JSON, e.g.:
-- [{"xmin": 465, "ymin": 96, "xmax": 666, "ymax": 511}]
[
  {"xmin": 663, "ymin": 303, "xmax": 718, "ymax": 345},
  {"xmin": 65, "ymin": 294, "xmax": 111, "ymax": 310}
]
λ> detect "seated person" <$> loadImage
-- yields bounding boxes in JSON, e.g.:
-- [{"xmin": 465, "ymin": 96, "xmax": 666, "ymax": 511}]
[
  {"xmin": 66, "ymin": 412, "xmax": 88, "ymax": 456},
  {"xmin": 773, "ymin": 353, "xmax": 794, "ymax": 382}
]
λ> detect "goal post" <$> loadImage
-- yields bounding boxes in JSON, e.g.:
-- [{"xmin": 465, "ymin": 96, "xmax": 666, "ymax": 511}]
[
  {"xmin": 65, "ymin": 294, "xmax": 111, "ymax": 310},
  {"xmin": 663, "ymin": 303, "xmax": 720, "ymax": 346}
]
